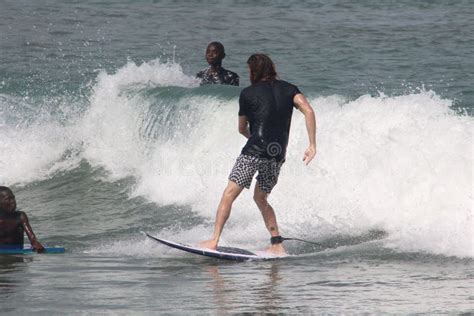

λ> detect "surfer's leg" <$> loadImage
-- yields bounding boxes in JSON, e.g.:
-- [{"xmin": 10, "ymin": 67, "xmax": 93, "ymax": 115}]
[
  {"xmin": 199, "ymin": 181, "xmax": 243, "ymax": 250},
  {"xmin": 253, "ymin": 185, "xmax": 286, "ymax": 255},
  {"xmin": 200, "ymin": 155, "xmax": 256, "ymax": 249},
  {"xmin": 254, "ymin": 159, "xmax": 286, "ymax": 255},
  {"xmin": 253, "ymin": 185, "xmax": 279, "ymax": 236}
]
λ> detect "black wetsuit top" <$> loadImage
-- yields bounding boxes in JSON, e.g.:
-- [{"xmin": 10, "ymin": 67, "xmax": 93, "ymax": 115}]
[
  {"xmin": 238, "ymin": 80, "xmax": 301, "ymax": 162},
  {"xmin": 0, "ymin": 211, "xmax": 24, "ymax": 247},
  {"xmin": 196, "ymin": 66, "xmax": 239, "ymax": 86}
]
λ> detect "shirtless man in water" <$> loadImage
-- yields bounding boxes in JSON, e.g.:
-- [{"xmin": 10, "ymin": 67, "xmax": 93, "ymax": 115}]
[
  {"xmin": 196, "ymin": 42, "xmax": 239, "ymax": 86},
  {"xmin": 0, "ymin": 186, "xmax": 45, "ymax": 252},
  {"xmin": 200, "ymin": 54, "xmax": 316, "ymax": 255}
]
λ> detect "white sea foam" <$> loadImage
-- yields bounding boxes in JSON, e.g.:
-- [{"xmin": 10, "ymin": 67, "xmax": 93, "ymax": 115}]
[
  {"xmin": 0, "ymin": 122, "xmax": 76, "ymax": 184},
  {"xmin": 129, "ymin": 90, "xmax": 473, "ymax": 258},
  {"xmin": 0, "ymin": 59, "xmax": 198, "ymax": 184},
  {"xmin": 0, "ymin": 94, "xmax": 82, "ymax": 185},
  {"xmin": 1, "ymin": 59, "xmax": 472, "ymax": 258},
  {"xmin": 80, "ymin": 58, "xmax": 200, "ymax": 179}
]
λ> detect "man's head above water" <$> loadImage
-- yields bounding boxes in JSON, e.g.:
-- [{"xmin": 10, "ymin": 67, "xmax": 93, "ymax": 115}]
[
  {"xmin": 0, "ymin": 186, "xmax": 16, "ymax": 213},
  {"xmin": 205, "ymin": 42, "xmax": 226, "ymax": 67}
]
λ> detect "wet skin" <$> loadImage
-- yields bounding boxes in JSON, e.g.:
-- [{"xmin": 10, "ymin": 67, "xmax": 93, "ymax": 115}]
[
  {"xmin": 196, "ymin": 42, "xmax": 239, "ymax": 86},
  {"xmin": 206, "ymin": 43, "xmax": 225, "ymax": 68},
  {"xmin": 0, "ymin": 190, "xmax": 45, "ymax": 252}
]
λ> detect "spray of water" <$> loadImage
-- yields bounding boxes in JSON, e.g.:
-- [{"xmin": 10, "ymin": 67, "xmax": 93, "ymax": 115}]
[{"xmin": 1, "ymin": 59, "xmax": 472, "ymax": 257}]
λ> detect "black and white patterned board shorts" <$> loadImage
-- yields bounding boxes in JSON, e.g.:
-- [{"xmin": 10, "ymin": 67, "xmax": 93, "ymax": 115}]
[{"xmin": 228, "ymin": 154, "xmax": 284, "ymax": 193}]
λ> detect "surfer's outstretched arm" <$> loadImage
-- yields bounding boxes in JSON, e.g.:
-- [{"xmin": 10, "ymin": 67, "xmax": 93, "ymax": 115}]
[{"xmin": 294, "ymin": 93, "xmax": 317, "ymax": 165}]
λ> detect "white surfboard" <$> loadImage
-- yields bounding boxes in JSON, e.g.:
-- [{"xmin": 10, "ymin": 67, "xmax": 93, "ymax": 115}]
[{"xmin": 145, "ymin": 233, "xmax": 283, "ymax": 261}]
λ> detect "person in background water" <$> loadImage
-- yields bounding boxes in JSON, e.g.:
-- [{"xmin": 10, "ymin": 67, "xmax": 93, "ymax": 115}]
[
  {"xmin": 200, "ymin": 54, "xmax": 317, "ymax": 255},
  {"xmin": 196, "ymin": 42, "xmax": 239, "ymax": 86},
  {"xmin": 0, "ymin": 186, "xmax": 45, "ymax": 252}
]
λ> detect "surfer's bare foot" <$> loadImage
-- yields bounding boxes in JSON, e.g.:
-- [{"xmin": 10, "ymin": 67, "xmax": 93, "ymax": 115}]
[
  {"xmin": 199, "ymin": 239, "xmax": 218, "ymax": 250},
  {"xmin": 267, "ymin": 243, "xmax": 287, "ymax": 256}
]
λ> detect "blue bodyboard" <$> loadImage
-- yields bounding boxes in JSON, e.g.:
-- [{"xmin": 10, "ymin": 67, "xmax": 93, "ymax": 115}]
[{"xmin": 0, "ymin": 247, "xmax": 65, "ymax": 254}]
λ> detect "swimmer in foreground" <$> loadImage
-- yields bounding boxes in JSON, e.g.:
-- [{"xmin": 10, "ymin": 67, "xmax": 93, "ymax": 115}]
[
  {"xmin": 196, "ymin": 41, "xmax": 239, "ymax": 86},
  {"xmin": 0, "ymin": 186, "xmax": 45, "ymax": 252}
]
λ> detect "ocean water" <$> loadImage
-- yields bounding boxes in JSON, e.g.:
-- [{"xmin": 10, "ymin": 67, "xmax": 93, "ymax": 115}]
[{"xmin": 0, "ymin": 1, "xmax": 473, "ymax": 314}]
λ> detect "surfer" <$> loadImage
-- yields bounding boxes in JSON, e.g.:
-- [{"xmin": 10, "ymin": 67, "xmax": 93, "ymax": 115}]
[
  {"xmin": 200, "ymin": 54, "xmax": 316, "ymax": 255},
  {"xmin": 196, "ymin": 42, "xmax": 239, "ymax": 86},
  {"xmin": 0, "ymin": 186, "xmax": 45, "ymax": 252}
]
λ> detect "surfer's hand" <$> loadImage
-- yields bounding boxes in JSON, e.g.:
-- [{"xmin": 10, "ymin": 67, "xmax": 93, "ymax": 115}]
[{"xmin": 303, "ymin": 145, "xmax": 316, "ymax": 165}]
